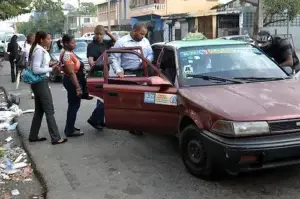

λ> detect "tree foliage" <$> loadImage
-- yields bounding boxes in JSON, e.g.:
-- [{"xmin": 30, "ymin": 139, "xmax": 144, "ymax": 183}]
[
  {"xmin": 0, "ymin": 0, "xmax": 31, "ymax": 20},
  {"xmin": 263, "ymin": 0, "xmax": 300, "ymax": 26},
  {"xmin": 16, "ymin": 0, "xmax": 65, "ymax": 36},
  {"xmin": 80, "ymin": 2, "xmax": 97, "ymax": 15}
]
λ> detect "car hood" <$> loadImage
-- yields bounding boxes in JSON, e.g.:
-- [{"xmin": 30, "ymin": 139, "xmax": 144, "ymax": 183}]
[{"xmin": 179, "ymin": 79, "xmax": 300, "ymax": 121}]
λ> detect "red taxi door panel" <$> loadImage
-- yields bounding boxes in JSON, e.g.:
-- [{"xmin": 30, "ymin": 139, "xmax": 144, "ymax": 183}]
[
  {"xmin": 87, "ymin": 77, "xmax": 105, "ymax": 99},
  {"xmin": 103, "ymin": 83, "xmax": 179, "ymax": 134}
]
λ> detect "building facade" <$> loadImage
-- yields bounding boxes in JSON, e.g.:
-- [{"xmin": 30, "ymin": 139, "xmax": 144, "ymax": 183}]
[
  {"xmin": 65, "ymin": 14, "xmax": 98, "ymax": 37},
  {"xmin": 129, "ymin": 0, "xmax": 218, "ymax": 43},
  {"xmin": 95, "ymin": 0, "xmax": 131, "ymax": 30}
]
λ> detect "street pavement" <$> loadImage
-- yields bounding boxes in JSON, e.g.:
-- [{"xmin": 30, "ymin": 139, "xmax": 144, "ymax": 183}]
[{"xmin": 2, "ymin": 61, "xmax": 300, "ymax": 199}]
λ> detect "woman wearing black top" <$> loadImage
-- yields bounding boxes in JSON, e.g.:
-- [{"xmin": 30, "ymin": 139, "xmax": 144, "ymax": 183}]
[{"xmin": 7, "ymin": 35, "xmax": 19, "ymax": 82}]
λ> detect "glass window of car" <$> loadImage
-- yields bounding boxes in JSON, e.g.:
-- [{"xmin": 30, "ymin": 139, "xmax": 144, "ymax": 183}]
[
  {"xmin": 0, "ymin": 34, "xmax": 5, "ymax": 42},
  {"xmin": 17, "ymin": 35, "xmax": 26, "ymax": 41},
  {"xmin": 74, "ymin": 42, "xmax": 87, "ymax": 53},
  {"xmin": 230, "ymin": 36, "xmax": 245, "ymax": 41},
  {"xmin": 178, "ymin": 44, "xmax": 288, "ymax": 86},
  {"xmin": 51, "ymin": 41, "xmax": 60, "ymax": 54}
]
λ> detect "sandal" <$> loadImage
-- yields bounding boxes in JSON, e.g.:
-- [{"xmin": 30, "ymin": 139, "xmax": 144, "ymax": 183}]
[
  {"xmin": 29, "ymin": 137, "xmax": 47, "ymax": 142},
  {"xmin": 52, "ymin": 138, "xmax": 68, "ymax": 145}
]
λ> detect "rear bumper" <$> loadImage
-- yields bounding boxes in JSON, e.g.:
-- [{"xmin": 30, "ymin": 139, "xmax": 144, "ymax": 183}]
[{"xmin": 201, "ymin": 131, "xmax": 300, "ymax": 173}]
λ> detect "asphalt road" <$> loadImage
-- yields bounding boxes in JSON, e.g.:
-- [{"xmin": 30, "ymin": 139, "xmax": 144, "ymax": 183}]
[{"xmin": 2, "ymin": 61, "xmax": 300, "ymax": 199}]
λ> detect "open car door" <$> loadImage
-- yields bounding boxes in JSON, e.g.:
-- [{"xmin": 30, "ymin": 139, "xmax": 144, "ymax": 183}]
[{"xmin": 99, "ymin": 47, "xmax": 179, "ymax": 135}]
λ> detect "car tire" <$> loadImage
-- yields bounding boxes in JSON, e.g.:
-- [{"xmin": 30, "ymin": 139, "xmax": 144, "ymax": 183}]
[{"xmin": 180, "ymin": 125, "xmax": 221, "ymax": 180}]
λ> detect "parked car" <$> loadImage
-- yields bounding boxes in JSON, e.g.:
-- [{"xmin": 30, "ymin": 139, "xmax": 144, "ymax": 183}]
[
  {"xmin": 0, "ymin": 33, "xmax": 26, "ymax": 52},
  {"xmin": 87, "ymin": 39, "xmax": 300, "ymax": 180},
  {"xmin": 218, "ymin": 34, "xmax": 255, "ymax": 45},
  {"xmin": 49, "ymin": 37, "xmax": 93, "ymax": 81}
]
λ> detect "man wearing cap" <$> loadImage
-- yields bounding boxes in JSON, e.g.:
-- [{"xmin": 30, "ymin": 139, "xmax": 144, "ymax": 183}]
[{"xmin": 255, "ymin": 30, "xmax": 300, "ymax": 73}]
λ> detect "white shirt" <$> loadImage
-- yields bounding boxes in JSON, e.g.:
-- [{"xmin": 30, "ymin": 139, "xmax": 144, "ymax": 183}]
[
  {"xmin": 24, "ymin": 42, "xmax": 31, "ymax": 62},
  {"xmin": 110, "ymin": 34, "xmax": 154, "ymax": 74},
  {"xmin": 31, "ymin": 44, "xmax": 52, "ymax": 77}
]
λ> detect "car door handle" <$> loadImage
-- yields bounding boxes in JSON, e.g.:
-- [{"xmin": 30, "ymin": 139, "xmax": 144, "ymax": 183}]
[
  {"xmin": 95, "ymin": 84, "xmax": 103, "ymax": 89},
  {"xmin": 108, "ymin": 92, "xmax": 118, "ymax": 97}
]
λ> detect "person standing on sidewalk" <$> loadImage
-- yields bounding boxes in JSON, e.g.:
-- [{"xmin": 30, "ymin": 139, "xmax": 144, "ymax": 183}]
[
  {"xmin": 87, "ymin": 25, "xmax": 116, "ymax": 130},
  {"xmin": 7, "ymin": 35, "xmax": 19, "ymax": 82},
  {"xmin": 24, "ymin": 33, "xmax": 35, "ymax": 99},
  {"xmin": 60, "ymin": 34, "xmax": 84, "ymax": 137},
  {"xmin": 29, "ymin": 31, "xmax": 68, "ymax": 145}
]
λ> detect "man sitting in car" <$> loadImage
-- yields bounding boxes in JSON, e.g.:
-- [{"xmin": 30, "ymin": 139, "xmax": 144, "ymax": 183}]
[{"xmin": 110, "ymin": 22, "xmax": 153, "ymax": 77}]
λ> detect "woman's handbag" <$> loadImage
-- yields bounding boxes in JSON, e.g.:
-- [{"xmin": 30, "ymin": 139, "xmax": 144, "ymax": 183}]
[{"xmin": 22, "ymin": 48, "xmax": 46, "ymax": 84}]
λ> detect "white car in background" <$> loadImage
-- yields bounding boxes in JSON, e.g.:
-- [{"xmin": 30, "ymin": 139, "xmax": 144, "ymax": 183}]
[
  {"xmin": 1, "ymin": 33, "xmax": 26, "ymax": 52},
  {"xmin": 218, "ymin": 34, "xmax": 255, "ymax": 45}
]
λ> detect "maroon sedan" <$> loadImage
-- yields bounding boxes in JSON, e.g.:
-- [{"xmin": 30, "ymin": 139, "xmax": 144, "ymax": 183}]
[{"xmin": 87, "ymin": 39, "xmax": 300, "ymax": 180}]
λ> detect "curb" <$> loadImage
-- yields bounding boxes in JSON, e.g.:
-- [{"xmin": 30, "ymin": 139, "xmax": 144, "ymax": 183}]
[{"xmin": 16, "ymin": 126, "xmax": 48, "ymax": 199}]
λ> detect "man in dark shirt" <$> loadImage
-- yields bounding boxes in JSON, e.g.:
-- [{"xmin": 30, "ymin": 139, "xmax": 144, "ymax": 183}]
[
  {"xmin": 87, "ymin": 25, "xmax": 116, "ymax": 130},
  {"xmin": 256, "ymin": 30, "xmax": 300, "ymax": 73}
]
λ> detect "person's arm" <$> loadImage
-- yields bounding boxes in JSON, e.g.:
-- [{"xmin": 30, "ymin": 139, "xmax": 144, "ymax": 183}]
[
  {"xmin": 110, "ymin": 40, "xmax": 123, "ymax": 76},
  {"xmin": 105, "ymin": 30, "xmax": 117, "ymax": 43},
  {"xmin": 63, "ymin": 53, "xmax": 82, "ymax": 95},
  {"xmin": 279, "ymin": 39, "xmax": 294, "ymax": 67},
  {"xmin": 32, "ymin": 49, "xmax": 53, "ymax": 74},
  {"xmin": 144, "ymin": 39, "xmax": 154, "ymax": 62},
  {"xmin": 87, "ymin": 43, "xmax": 95, "ymax": 67}
]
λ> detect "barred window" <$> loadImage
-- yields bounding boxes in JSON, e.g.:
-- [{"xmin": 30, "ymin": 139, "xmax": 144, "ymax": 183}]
[
  {"xmin": 243, "ymin": 12, "xmax": 254, "ymax": 27},
  {"xmin": 290, "ymin": 15, "xmax": 300, "ymax": 26}
]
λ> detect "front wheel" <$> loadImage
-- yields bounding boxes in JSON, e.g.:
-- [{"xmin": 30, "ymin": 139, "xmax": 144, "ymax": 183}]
[{"xmin": 180, "ymin": 125, "xmax": 220, "ymax": 180}]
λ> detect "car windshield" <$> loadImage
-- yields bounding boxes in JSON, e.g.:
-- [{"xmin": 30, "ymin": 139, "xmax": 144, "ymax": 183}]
[
  {"xmin": 0, "ymin": 34, "xmax": 4, "ymax": 41},
  {"xmin": 178, "ymin": 44, "xmax": 288, "ymax": 86},
  {"xmin": 74, "ymin": 42, "xmax": 87, "ymax": 52},
  {"xmin": 6, "ymin": 35, "xmax": 26, "ymax": 42}
]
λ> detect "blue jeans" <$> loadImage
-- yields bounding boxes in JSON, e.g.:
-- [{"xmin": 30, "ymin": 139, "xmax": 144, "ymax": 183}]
[
  {"xmin": 89, "ymin": 99, "xmax": 105, "ymax": 125},
  {"xmin": 63, "ymin": 75, "xmax": 82, "ymax": 135}
]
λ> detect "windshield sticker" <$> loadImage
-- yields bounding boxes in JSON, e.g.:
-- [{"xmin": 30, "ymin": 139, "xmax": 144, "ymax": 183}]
[
  {"xmin": 183, "ymin": 65, "xmax": 193, "ymax": 74},
  {"xmin": 144, "ymin": 93, "xmax": 178, "ymax": 106},
  {"xmin": 207, "ymin": 48, "xmax": 259, "ymax": 54},
  {"xmin": 180, "ymin": 50, "xmax": 207, "ymax": 57},
  {"xmin": 144, "ymin": 92, "xmax": 155, "ymax": 104}
]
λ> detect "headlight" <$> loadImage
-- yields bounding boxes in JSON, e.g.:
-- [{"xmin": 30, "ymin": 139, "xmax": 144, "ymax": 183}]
[{"xmin": 211, "ymin": 120, "xmax": 270, "ymax": 137}]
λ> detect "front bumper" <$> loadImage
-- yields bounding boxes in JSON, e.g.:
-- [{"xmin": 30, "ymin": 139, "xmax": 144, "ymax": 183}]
[{"xmin": 201, "ymin": 131, "xmax": 300, "ymax": 173}]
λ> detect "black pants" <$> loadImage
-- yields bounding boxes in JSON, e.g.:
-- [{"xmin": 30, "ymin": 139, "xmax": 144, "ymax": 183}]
[
  {"xmin": 29, "ymin": 79, "xmax": 61, "ymax": 142},
  {"xmin": 9, "ymin": 59, "xmax": 17, "ymax": 82},
  {"xmin": 63, "ymin": 75, "xmax": 82, "ymax": 135}
]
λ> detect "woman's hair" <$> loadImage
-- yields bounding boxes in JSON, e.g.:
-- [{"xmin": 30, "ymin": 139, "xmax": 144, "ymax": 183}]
[
  {"xmin": 62, "ymin": 34, "xmax": 74, "ymax": 50},
  {"xmin": 10, "ymin": 35, "xmax": 18, "ymax": 43},
  {"xmin": 29, "ymin": 31, "xmax": 49, "ymax": 60},
  {"xmin": 56, "ymin": 39, "xmax": 63, "ymax": 50}
]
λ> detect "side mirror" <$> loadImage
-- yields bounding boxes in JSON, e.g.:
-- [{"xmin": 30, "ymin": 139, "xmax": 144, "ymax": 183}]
[
  {"xmin": 1, "ymin": 41, "xmax": 4, "ymax": 43},
  {"xmin": 147, "ymin": 76, "xmax": 172, "ymax": 87}
]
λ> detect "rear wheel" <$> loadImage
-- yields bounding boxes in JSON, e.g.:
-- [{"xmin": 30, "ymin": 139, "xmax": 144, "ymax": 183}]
[{"xmin": 180, "ymin": 125, "xmax": 221, "ymax": 180}]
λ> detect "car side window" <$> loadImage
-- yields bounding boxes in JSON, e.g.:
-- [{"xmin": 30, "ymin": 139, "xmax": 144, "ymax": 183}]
[{"xmin": 159, "ymin": 49, "xmax": 177, "ymax": 85}]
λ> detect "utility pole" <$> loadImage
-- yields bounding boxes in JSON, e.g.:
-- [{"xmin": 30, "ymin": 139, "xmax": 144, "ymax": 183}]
[
  {"xmin": 78, "ymin": 0, "xmax": 81, "ymax": 36},
  {"xmin": 258, "ymin": 0, "xmax": 263, "ymax": 31},
  {"xmin": 107, "ymin": 0, "xmax": 111, "ymax": 31}
]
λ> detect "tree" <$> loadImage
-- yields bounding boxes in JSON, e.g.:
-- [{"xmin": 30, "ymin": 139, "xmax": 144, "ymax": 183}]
[
  {"xmin": 80, "ymin": 2, "xmax": 97, "ymax": 15},
  {"xmin": 263, "ymin": 0, "xmax": 300, "ymax": 26},
  {"xmin": 16, "ymin": 0, "xmax": 65, "ymax": 36},
  {"xmin": 0, "ymin": 0, "xmax": 31, "ymax": 20},
  {"xmin": 253, "ymin": 0, "xmax": 300, "ymax": 35}
]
